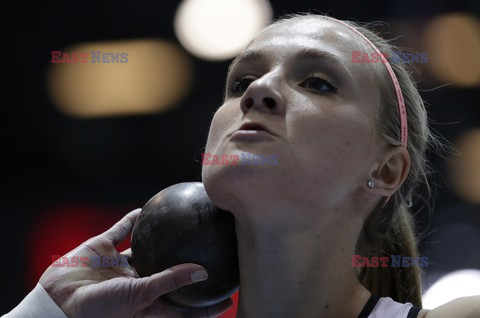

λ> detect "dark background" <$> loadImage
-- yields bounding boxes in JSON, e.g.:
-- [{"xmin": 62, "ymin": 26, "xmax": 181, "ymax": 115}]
[{"xmin": 2, "ymin": 0, "xmax": 479, "ymax": 314}]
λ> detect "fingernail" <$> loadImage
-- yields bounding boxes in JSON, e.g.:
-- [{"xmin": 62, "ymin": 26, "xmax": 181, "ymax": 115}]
[{"xmin": 191, "ymin": 269, "xmax": 208, "ymax": 282}]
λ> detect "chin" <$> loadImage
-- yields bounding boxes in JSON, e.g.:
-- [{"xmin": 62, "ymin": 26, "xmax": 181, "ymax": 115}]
[{"xmin": 202, "ymin": 163, "xmax": 277, "ymax": 212}]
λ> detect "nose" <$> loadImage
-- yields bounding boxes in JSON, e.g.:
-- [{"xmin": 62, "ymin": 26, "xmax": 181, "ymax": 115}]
[{"xmin": 240, "ymin": 72, "xmax": 285, "ymax": 115}]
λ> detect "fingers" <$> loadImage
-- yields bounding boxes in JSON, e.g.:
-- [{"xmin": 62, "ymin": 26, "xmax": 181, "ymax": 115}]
[
  {"xmin": 120, "ymin": 248, "xmax": 132, "ymax": 258},
  {"xmin": 101, "ymin": 208, "xmax": 142, "ymax": 246},
  {"xmin": 120, "ymin": 248, "xmax": 137, "ymax": 270},
  {"xmin": 133, "ymin": 263, "xmax": 208, "ymax": 308}
]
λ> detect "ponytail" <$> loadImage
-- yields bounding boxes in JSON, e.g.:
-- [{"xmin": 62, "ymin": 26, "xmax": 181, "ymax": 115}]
[{"xmin": 355, "ymin": 201, "xmax": 423, "ymax": 307}]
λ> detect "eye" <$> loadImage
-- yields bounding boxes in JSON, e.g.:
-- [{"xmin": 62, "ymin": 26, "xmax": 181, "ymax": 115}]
[
  {"xmin": 229, "ymin": 75, "xmax": 256, "ymax": 95},
  {"xmin": 300, "ymin": 76, "xmax": 337, "ymax": 93}
]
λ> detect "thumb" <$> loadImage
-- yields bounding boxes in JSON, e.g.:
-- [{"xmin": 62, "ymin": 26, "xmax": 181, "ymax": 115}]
[{"xmin": 132, "ymin": 263, "xmax": 208, "ymax": 308}]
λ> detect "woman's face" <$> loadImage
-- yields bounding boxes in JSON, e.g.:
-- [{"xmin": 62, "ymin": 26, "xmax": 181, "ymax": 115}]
[{"xmin": 202, "ymin": 17, "xmax": 386, "ymax": 216}]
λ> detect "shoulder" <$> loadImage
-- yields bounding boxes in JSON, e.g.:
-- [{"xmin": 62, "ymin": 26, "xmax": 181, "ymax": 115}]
[{"xmin": 418, "ymin": 296, "xmax": 480, "ymax": 318}]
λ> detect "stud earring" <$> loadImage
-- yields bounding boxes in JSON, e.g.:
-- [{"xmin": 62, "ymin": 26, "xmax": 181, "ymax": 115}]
[{"xmin": 367, "ymin": 180, "xmax": 375, "ymax": 189}]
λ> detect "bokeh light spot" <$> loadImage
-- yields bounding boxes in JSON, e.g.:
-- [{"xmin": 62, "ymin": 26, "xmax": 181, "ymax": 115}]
[
  {"xmin": 423, "ymin": 13, "xmax": 480, "ymax": 87},
  {"xmin": 174, "ymin": 0, "xmax": 273, "ymax": 60},
  {"xmin": 48, "ymin": 39, "xmax": 192, "ymax": 118}
]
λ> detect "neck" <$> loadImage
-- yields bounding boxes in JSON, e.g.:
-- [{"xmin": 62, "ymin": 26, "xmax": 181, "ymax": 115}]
[{"xmin": 232, "ymin": 202, "xmax": 372, "ymax": 318}]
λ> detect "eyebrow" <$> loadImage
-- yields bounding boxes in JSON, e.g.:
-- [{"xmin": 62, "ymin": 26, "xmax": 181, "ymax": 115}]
[
  {"xmin": 293, "ymin": 48, "xmax": 354, "ymax": 82},
  {"xmin": 228, "ymin": 49, "xmax": 266, "ymax": 75},
  {"xmin": 228, "ymin": 47, "xmax": 354, "ymax": 83},
  {"xmin": 295, "ymin": 48, "xmax": 344, "ymax": 66}
]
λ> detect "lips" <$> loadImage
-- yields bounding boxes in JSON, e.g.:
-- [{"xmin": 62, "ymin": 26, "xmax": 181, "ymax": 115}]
[{"xmin": 236, "ymin": 122, "xmax": 274, "ymax": 135}]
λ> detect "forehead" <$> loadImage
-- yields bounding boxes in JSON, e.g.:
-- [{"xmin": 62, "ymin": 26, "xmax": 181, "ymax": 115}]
[
  {"xmin": 251, "ymin": 17, "xmax": 360, "ymax": 53},
  {"xmin": 239, "ymin": 17, "xmax": 381, "ymax": 85}
]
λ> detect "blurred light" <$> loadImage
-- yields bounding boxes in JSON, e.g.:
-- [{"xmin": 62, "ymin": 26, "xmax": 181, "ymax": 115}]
[
  {"xmin": 174, "ymin": 0, "xmax": 272, "ymax": 60},
  {"xmin": 422, "ymin": 269, "xmax": 480, "ymax": 309},
  {"xmin": 423, "ymin": 13, "xmax": 480, "ymax": 87},
  {"xmin": 48, "ymin": 39, "xmax": 192, "ymax": 118},
  {"xmin": 449, "ymin": 129, "xmax": 480, "ymax": 204}
]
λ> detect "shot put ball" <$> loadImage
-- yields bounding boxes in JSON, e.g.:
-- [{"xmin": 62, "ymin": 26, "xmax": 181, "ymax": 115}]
[{"xmin": 131, "ymin": 182, "xmax": 239, "ymax": 308}]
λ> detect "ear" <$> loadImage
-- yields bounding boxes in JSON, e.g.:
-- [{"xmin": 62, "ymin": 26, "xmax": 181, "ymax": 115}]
[{"xmin": 367, "ymin": 147, "xmax": 411, "ymax": 196}]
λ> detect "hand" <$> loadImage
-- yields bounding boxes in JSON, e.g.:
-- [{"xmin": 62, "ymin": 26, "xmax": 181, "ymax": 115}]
[{"xmin": 39, "ymin": 208, "xmax": 233, "ymax": 318}]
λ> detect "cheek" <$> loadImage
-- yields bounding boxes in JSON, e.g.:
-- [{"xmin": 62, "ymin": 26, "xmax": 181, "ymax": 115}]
[
  {"xmin": 204, "ymin": 115, "xmax": 220, "ymax": 155},
  {"xmin": 204, "ymin": 105, "xmax": 234, "ymax": 154},
  {"xmin": 202, "ymin": 103, "xmax": 239, "ymax": 182},
  {"xmin": 288, "ymin": 107, "xmax": 371, "ymax": 183},
  {"xmin": 201, "ymin": 104, "xmax": 243, "ymax": 209}
]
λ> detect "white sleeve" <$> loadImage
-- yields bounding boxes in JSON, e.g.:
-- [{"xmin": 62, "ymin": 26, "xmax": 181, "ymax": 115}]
[{"xmin": 2, "ymin": 283, "xmax": 68, "ymax": 318}]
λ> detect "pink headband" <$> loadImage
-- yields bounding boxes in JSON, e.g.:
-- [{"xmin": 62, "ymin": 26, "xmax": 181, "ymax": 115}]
[{"xmin": 327, "ymin": 17, "xmax": 408, "ymax": 148}]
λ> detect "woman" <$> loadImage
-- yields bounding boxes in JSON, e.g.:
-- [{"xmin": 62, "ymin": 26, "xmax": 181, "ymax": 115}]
[{"xmin": 3, "ymin": 14, "xmax": 479, "ymax": 318}]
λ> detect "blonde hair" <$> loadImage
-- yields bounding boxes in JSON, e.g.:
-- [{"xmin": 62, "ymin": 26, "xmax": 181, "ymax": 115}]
[{"xmin": 272, "ymin": 13, "xmax": 451, "ymax": 307}]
